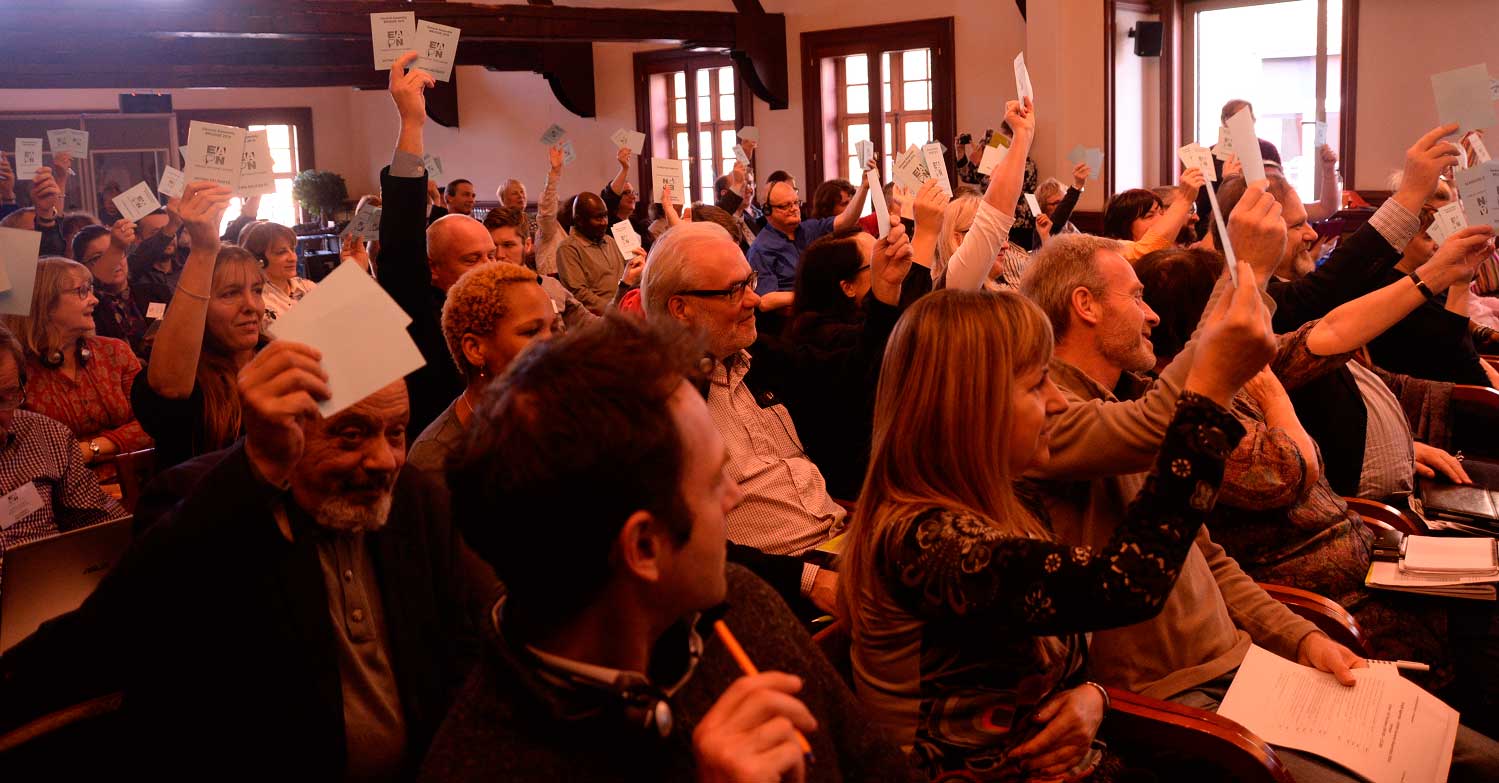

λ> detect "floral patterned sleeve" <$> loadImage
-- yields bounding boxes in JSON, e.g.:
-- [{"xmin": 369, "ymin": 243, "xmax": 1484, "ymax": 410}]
[
  {"xmin": 1272, "ymin": 319, "xmax": 1355, "ymax": 392},
  {"xmin": 879, "ymin": 392, "xmax": 1245, "ymax": 635}
]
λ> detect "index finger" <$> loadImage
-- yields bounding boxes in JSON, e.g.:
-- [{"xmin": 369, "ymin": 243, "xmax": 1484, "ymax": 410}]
[
  {"xmin": 391, "ymin": 51, "xmax": 419, "ymax": 78},
  {"xmin": 1416, "ymin": 123, "xmax": 1461, "ymax": 149}
]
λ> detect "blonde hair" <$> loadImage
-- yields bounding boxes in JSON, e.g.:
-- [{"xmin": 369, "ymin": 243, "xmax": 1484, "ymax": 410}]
[
  {"xmin": 932, "ymin": 194, "xmax": 980, "ymax": 282},
  {"xmin": 197, "ymin": 246, "xmax": 263, "ymax": 451},
  {"xmin": 840, "ymin": 289, "xmax": 1056, "ymax": 636},
  {"xmin": 2, "ymin": 257, "xmax": 92, "ymax": 360},
  {"xmin": 441, "ymin": 262, "xmax": 544, "ymax": 380}
]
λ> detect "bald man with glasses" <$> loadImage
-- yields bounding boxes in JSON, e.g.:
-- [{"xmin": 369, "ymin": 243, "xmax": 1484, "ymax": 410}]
[{"xmin": 746, "ymin": 168, "xmax": 871, "ymax": 296}]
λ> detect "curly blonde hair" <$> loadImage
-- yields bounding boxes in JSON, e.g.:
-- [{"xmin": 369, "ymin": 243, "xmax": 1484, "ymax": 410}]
[{"xmin": 441, "ymin": 262, "xmax": 544, "ymax": 380}]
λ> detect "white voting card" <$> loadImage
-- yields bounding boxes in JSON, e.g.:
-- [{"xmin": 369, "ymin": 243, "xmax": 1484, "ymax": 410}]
[
  {"xmin": 540, "ymin": 124, "xmax": 568, "ymax": 146},
  {"xmin": 1313, "ymin": 120, "xmax": 1328, "ymax": 150},
  {"xmin": 611, "ymin": 128, "xmax": 646, "ymax": 155},
  {"xmin": 610, "ymin": 220, "xmax": 642, "ymax": 257},
  {"xmin": 238, "ymin": 131, "xmax": 277, "ymax": 198},
  {"xmin": 1214, "ymin": 126, "xmax": 1235, "ymax": 160},
  {"xmin": 1023, "ymin": 193, "xmax": 1042, "ymax": 217},
  {"xmin": 977, "ymin": 140, "xmax": 1007, "ymax": 176},
  {"xmin": 146, "ymin": 302, "xmax": 167, "ymax": 320},
  {"xmin": 157, "ymin": 166, "xmax": 186, "ymax": 199},
  {"xmin": 651, "ymin": 158, "xmax": 685, "ymax": 205},
  {"xmin": 561, "ymin": 140, "xmax": 577, "ymax": 165},
  {"xmin": 413, "ymin": 20, "xmax": 460, "ymax": 82},
  {"xmin": 1432, "ymin": 64, "xmax": 1496, "ymax": 136},
  {"xmin": 738, "ymin": 126, "xmax": 759, "ymax": 143},
  {"xmin": 1084, "ymin": 148, "xmax": 1104, "ymax": 179},
  {"xmin": 893, "ymin": 145, "xmax": 930, "ymax": 193},
  {"xmin": 869, "ymin": 168, "xmax": 891, "ymax": 240},
  {"xmin": 1467, "ymin": 131, "xmax": 1492, "ymax": 164},
  {"xmin": 920, "ymin": 142, "xmax": 952, "ymax": 197},
  {"xmin": 0, "ymin": 481, "xmax": 44, "ymax": 530},
  {"xmin": 0, "ymin": 227, "xmax": 42, "ymax": 310},
  {"xmin": 1427, "ymin": 201, "xmax": 1469, "ymax": 245},
  {"xmin": 733, "ymin": 144, "xmax": 750, "ymax": 166},
  {"xmin": 1226, "ymin": 107, "xmax": 1265, "ymax": 184},
  {"xmin": 423, "ymin": 154, "xmax": 445, "ymax": 182},
  {"xmin": 1178, "ymin": 143, "xmax": 1216, "ymax": 181},
  {"xmin": 184, "ymin": 121, "xmax": 245, "ymax": 191},
  {"xmin": 113, "ymin": 182, "xmax": 161, "ymax": 223},
  {"xmin": 268, "ymin": 261, "xmax": 425, "ymax": 417},
  {"xmin": 1456, "ymin": 161, "xmax": 1499, "ymax": 231},
  {"xmin": 370, "ymin": 12, "xmax": 416, "ymax": 70},
  {"xmin": 856, "ymin": 139, "xmax": 875, "ymax": 169},
  {"xmin": 46, "ymin": 129, "xmax": 88, "ymax": 157},
  {"xmin": 14, "ymin": 139, "xmax": 41, "ymax": 180},
  {"xmin": 1013, "ymin": 52, "xmax": 1034, "ymax": 103}
]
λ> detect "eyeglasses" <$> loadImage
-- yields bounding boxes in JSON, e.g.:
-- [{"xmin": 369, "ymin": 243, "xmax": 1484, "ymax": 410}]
[
  {"xmin": 0, "ymin": 386, "xmax": 26, "ymax": 411},
  {"xmin": 768, "ymin": 197, "xmax": 800, "ymax": 213},
  {"xmin": 854, "ymin": 264, "xmax": 871, "ymax": 274},
  {"xmin": 678, "ymin": 271, "xmax": 759, "ymax": 303},
  {"xmin": 63, "ymin": 281, "xmax": 94, "ymax": 300}
]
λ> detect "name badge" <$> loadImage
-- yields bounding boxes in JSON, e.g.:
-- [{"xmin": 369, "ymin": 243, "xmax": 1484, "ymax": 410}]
[
  {"xmin": 0, "ymin": 481, "xmax": 45, "ymax": 530},
  {"xmin": 146, "ymin": 302, "xmax": 167, "ymax": 319}
]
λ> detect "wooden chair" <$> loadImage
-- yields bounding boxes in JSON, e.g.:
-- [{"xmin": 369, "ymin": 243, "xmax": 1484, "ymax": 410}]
[
  {"xmin": 1344, "ymin": 496, "xmax": 1426, "ymax": 535},
  {"xmin": 1482, "ymin": 355, "xmax": 1498, "ymax": 374},
  {"xmin": 1451, "ymin": 385, "xmax": 1499, "ymax": 461},
  {"xmin": 1257, "ymin": 583, "xmax": 1368, "ymax": 656},
  {"xmin": 0, "ymin": 692, "xmax": 125, "ymax": 775},
  {"xmin": 109, "ymin": 448, "xmax": 157, "ymax": 514}
]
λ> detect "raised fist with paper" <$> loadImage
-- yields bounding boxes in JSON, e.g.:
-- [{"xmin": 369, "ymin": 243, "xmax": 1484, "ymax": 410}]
[
  {"xmin": 1226, "ymin": 182, "xmax": 1287, "ymax": 284},
  {"xmin": 390, "ymin": 51, "xmax": 436, "ymax": 138},
  {"xmin": 1392, "ymin": 123, "xmax": 1463, "ymax": 217}
]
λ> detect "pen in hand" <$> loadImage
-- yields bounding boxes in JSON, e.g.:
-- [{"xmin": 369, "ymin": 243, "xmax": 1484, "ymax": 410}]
[{"xmin": 713, "ymin": 619, "xmax": 816, "ymax": 762}]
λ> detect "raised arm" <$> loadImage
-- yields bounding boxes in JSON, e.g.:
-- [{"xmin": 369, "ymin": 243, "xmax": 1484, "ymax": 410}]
[
  {"xmin": 1050, "ymin": 164, "xmax": 1088, "ymax": 229},
  {"xmin": 607, "ymin": 146, "xmax": 630, "ymax": 197},
  {"xmin": 1302, "ymin": 145, "xmax": 1342, "ymax": 222},
  {"xmin": 377, "ymin": 52, "xmax": 439, "ymax": 310},
  {"xmin": 832, "ymin": 166, "xmax": 871, "ymax": 232},
  {"xmin": 1129, "ymin": 167, "xmax": 1204, "ymax": 260},
  {"xmin": 145, "ymin": 184, "xmax": 233, "ymax": 399},
  {"xmin": 945, "ymin": 99, "xmax": 1032, "ymax": 290},
  {"xmin": 908, "ymin": 179, "xmax": 949, "ymax": 270}
]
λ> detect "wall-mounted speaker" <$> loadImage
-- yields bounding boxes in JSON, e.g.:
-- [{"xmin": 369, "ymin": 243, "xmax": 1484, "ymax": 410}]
[
  {"xmin": 1131, "ymin": 22, "xmax": 1164, "ymax": 57},
  {"xmin": 119, "ymin": 93, "xmax": 173, "ymax": 114}
]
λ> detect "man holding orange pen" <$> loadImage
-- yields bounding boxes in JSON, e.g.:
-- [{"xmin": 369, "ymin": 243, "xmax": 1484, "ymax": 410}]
[{"xmin": 422, "ymin": 313, "xmax": 914, "ymax": 782}]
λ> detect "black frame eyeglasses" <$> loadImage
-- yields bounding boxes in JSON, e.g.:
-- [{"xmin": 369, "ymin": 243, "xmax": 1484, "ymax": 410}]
[{"xmin": 678, "ymin": 272, "xmax": 759, "ymax": 303}]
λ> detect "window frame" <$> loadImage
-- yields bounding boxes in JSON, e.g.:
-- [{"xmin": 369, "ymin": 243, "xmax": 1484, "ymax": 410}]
[
  {"xmin": 834, "ymin": 50, "xmax": 935, "ymax": 181},
  {"xmin": 633, "ymin": 49, "xmax": 755, "ymax": 212},
  {"xmin": 800, "ymin": 18, "xmax": 955, "ymax": 199}
]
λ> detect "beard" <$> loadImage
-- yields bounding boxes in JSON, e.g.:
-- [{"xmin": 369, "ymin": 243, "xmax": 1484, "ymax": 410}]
[
  {"xmin": 1100, "ymin": 328, "xmax": 1156, "ymax": 374},
  {"xmin": 313, "ymin": 493, "xmax": 393, "ymax": 533}
]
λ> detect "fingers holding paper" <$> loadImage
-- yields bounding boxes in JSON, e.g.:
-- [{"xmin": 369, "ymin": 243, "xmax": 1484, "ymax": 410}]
[
  {"xmin": 238, "ymin": 340, "xmax": 332, "ymax": 486},
  {"xmin": 1297, "ymin": 631, "xmax": 1366, "ymax": 687},
  {"xmin": 178, "ymin": 183, "xmax": 234, "ymax": 248},
  {"xmin": 389, "ymin": 51, "xmax": 435, "ymax": 124}
]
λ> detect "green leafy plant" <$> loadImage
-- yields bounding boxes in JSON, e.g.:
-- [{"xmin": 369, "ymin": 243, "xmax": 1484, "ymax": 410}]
[{"xmin": 292, "ymin": 169, "xmax": 349, "ymax": 223}]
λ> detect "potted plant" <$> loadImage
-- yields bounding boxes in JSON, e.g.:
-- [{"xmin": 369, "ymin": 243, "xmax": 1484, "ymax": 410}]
[{"xmin": 292, "ymin": 169, "xmax": 349, "ymax": 226}]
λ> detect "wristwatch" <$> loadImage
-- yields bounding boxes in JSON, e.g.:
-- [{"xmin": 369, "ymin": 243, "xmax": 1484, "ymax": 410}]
[
  {"xmin": 89, "ymin": 439, "xmax": 101, "ymax": 460},
  {"xmin": 1408, "ymin": 269, "xmax": 1436, "ymax": 300}
]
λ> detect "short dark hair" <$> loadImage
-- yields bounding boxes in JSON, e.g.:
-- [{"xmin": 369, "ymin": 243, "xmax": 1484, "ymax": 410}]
[
  {"xmin": 448, "ymin": 313, "xmax": 710, "ymax": 626},
  {"xmin": 1211, "ymin": 173, "xmax": 1295, "ymax": 249},
  {"xmin": 713, "ymin": 175, "xmax": 732, "ymax": 200},
  {"xmin": 483, "ymin": 205, "xmax": 532, "ymax": 238},
  {"xmin": 71, "ymin": 224, "xmax": 110, "ymax": 263},
  {"xmin": 810, "ymin": 179, "xmax": 855, "ymax": 219},
  {"xmin": 1136, "ymin": 247, "xmax": 1225, "ymax": 364},
  {"xmin": 447, "ymin": 178, "xmax": 473, "ymax": 194},
  {"xmin": 1102, "ymin": 189, "xmax": 1163, "ymax": 241},
  {"xmin": 789, "ymin": 229, "xmax": 866, "ymax": 338}
]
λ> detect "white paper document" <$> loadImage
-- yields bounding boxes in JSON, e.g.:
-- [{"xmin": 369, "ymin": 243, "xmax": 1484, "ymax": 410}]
[
  {"xmin": 610, "ymin": 220, "xmax": 642, "ymax": 257},
  {"xmin": 184, "ymin": 121, "xmax": 246, "ymax": 192},
  {"xmin": 413, "ymin": 20, "xmax": 460, "ymax": 82},
  {"xmin": 114, "ymin": 182, "xmax": 161, "ymax": 223},
  {"xmin": 370, "ymin": 12, "xmax": 416, "ymax": 70},
  {"xmin": 733, "ymin": 143, "xmax": 750, "ymax": 166},
  {"xmin": 1456, "ymin": 161, "xmax": 1499, "ymax": 231},
  {"xmin": 1367, "ymin": 560, "xmax": 1497, "ymax": 600},
  {"xmin": 1314, "ymin": 121, "xmax": 1329, "ymax": 150},
  {"xmin": 1013, "ymin": 52, "xmax": 1034, "ymax": 103},
  {"xmin": 1431, "ymin": 64, "xmax": 1496, "ymax": 136},
  {"xmin": 977, "ymin": 141, "xmax": 1007, "ymax": 177},
  {"xmin": 856, "ymin": 139, "xmax": 875, "ymax": 169},
  {"xmin": 893, "ymin": 145, "xmax": 931, "ymax": 193},
  {"xmin": 737, "ymin": 126, "xmax": 759, "ymax": 143},
  {"xmin": 1226, "ymin": 107, "xmax": 1266, "ymax": 184},
  {"xmin": 1219, "ymin": 645, "xmax": 1457, "ymax": 783},
  {"xmin": 561, "ymin": 140, "xmax": 576, "ymax": 165},
  {"xmin": 540, "ymin": 123, "xmax": 568, "ymax": 146},
  {"xmin": 611, "ymin": 128, "xmax": 646, "ymax": 155},
  {"xmin": 46, "ymin": 129, "xmax": 88, "ymax": 157},
  {"xmin": 651, "ymin": 158, "xmax": 685, "ymax": 205},
  {"xmin": 157, "ymin": 166, "xmax": 186, "ymax": 199},
  {"xmin": 1023, "ymin": 193, "xmax": 1042, "ymax": 217},
  {"xmin": 14, "ymin": 139, "xmax": 42, "ymax": 180},
  {"xmin": 920, "ymin": 142, "xmax": 952, "ymax": 197},
  {"xmin": 0, "ymin": 227, "xmax": 41, "ymax": 311},
  {"xmin": 1466, "ymin": 131, "xmax": 1492, "ymax": 164},
  {"xmin": 1215, "ymin": 126, "xmax": 1235, "ymax": 160},
  {"xmin": 1427, "ymin": 201, "xmax": 1469, "ymax": 245},
  {"xmin": 422, "ymin": 154, "xmax": 445, "ymax": 182},
  {"xmin": 267, "ymin": 262, "xmax": 425, "ymax": 417},
  {"xmin": 1179, "ymin": 143, "xmax": 1216, "ymax": 181},
  {"xmin": 361, "ymin": 207, "xmax": 382, "ymax": 241},
  {"xmin": 868, "ymin": 168, "xmax": 891, "ymax": 240},
  {"xmin": 238, "ymin": 131, "xmax": 277, "ymax": 198}
]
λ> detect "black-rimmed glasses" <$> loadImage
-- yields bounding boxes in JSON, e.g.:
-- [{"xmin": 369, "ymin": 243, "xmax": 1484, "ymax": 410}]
[{"xmin": 679, "ymin": 271, "xmax": 759, "ymax": 303}]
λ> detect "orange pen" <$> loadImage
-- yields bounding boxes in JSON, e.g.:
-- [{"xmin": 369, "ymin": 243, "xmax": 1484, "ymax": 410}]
[{"xmin": 713, "ymin": 619, "xmax": 816, "ymax": 761}]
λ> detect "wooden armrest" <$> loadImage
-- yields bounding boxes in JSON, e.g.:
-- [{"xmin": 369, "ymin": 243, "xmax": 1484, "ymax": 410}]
[
  {"xmin": 1451, "ymin": 385, "xmax": 1499, "ymax": 460},
  {"xmin": 1103, "ymin": 687, "xmax": 1293, "ymax": 783},
  {"xmin": 1343, "ymin": 496, "xmax": 1426, "ymax": 535},
  {"xmin": 0, "ymin": 691, "xmax": 123, "ymax": 754},
  {"xmin": 1259, "ymin": 582, "xmax": 1367, "ymax": 656}
]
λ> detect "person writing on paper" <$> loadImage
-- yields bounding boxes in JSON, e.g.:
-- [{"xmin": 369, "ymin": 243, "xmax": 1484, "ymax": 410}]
[
  {"xmin": 240, "ymin": 220, "xmax": 316, "ymax": 325},
  {"xmin": 843, "ymin": 270, "xmax": 1269, "ymax": 779},
  {"xmin": 1100, "ymin": 167, "xmax": 1205, "ymax": 263},
  {"xmin": 483, "ymin": 207, "xmax": 592, "ymax": 329},
  {"xmin": 131, "ymin": 182, "xmax": 263, "ymax": 471},
  {"xmin": 556, "ymin": 192, "xmax": 642, "ymax": 316},
  {"xmin": 407, "ymin": 262, "xmax": 559, "ymax": 478},
  {"xmin": 0, "ymin": 348, "xmax": 493, "ymax": 778},
  {"xmin": 0, "ymin": 322, "xmax": 125, "ymax": 582},
  {"xmin": 932, "ymin": 99, "xmax": 1036, "ymax": 292},
  {"xmin": 422, "ymin": 313, "xmax": 913, "ymax": 781},
  {"xmin": 746, "ymin": 165, "xmax": 869, "ymax": 295},
  {"xmin": 73, "ymin": 222, "xmax": 151, "ymax": 358},
  {"xmin": 2, "ymin": 257, "xmax": 152, "ymax": 473},
  {"xmin": 602, "ymin": 146, "xmax": 654, "ymax": 252}
]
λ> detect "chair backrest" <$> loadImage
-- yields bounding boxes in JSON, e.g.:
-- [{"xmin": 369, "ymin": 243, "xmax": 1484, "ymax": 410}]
[
  {"xmin": 1344, "ymin": 496, "xmax": 1426, "ymax": 535},
  {"xmin": 111, "ymin": 448, "xmax": 157, "ymax": 514},
  {"xmin": 1451, "ymin": 385, "xmax": 1499, "ymax": 460},
  {"xmin": 1104, "ymin": 687, "xmax": 1295, "ymax": 783},
  {"xmin": 1259, "ymin": 582, "xmax": 1369, "ymax": 656}
]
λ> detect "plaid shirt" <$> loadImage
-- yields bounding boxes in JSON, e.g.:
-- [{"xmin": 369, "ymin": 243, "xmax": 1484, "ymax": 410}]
[
  {"xmin": 0, "ymin": 410, "xmax": 127, "ymax": 584},
  {"xmin": 708, "ymin": 351, "xmax": 847, "ymax": 595}
]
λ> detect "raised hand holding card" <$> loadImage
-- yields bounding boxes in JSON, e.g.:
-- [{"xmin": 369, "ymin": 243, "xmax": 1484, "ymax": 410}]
[
  {"xmin": 184, "ymin": 121, "xmax": 246, "ymax": 191},
  {"xmin": 1013, "ymin": 52, "xmax": 1034, "ymax": 103},
  {"xmin": 46, "ymin": 129, "xmax": 88, "ymax": 157},
  {"xmin": 1023, "ymin": 193, "xmax": 1042, "ymax": 217},
  {"xmin": 610, "ymin": 220, "xmax": 642, "ymax": 256},
  {"xmin": 651, "ymin": 158, "xmax": 685, "ymax": 205},
  {"xmin": 113, "ymin": 182, "xmax": 161, "ymax": 223},
  {"xmin": 611, "ymin": 128, "xmax": 646, "ymax": 155},
  {"xmin": 920, "ymin": 142, "xmax": 952, "ymax": 197},
  {"xmin": 423, "ymin": 154, "xmax": 445, "ymax": 181}
]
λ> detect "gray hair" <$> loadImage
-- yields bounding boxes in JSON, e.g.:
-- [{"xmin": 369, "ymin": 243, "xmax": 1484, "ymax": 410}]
[
  {"xmin": 1018, "ymin": 234, "xmax": 1122, "ymax": 339},
  {"xmin": 640, "ymin": 221, "xmax": 736, "ymax": 320}
]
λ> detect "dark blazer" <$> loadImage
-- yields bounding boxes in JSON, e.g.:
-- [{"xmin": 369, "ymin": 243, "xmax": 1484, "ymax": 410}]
[
  {"xmin": 379, "ymin": 164, "xmax": 464, "ymax": 436},
  {"xmin": 1267, "ymin": 216, "xmax": 1405, "ymax": 334},
  {"xmin": 0, "ymin": 445, "xmax": 485, "ymax": 778}
]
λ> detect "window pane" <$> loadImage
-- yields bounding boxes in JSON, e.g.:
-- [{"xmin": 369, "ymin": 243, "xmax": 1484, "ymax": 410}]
[
  {"xmin": 675, "ymin": 99, "xmax": 687, "ymax": 124},
  {"xmin": 884, "ymin": 121, "xmax": 893, "ymax": 151},
  {"xmin": 904, "ymin": 80, "xmax": 930, "ymax": 111},
  {"xmin": 718, "ymin": 66, "xmax": 735, "ymax": 95},
  {"xmin": 698, "ymin": 96, "xmax": 711, "ymax": 120},
  {"xmin": 722, "ymin": 160, "xmax": 735, "ymax": 178},
  {"xmin": 846, "ymin": 123, "xmax": 870, "ymax": 152},
  {"xmin": 719, "ymin": 95, "xmax": 735, "ymax": 121},
  {"xmin": 847, "ymin": 86, "xmax": 868, "ymax": 115},
  {"xmin": 883, "ymin": 155, "xmax": 894, "ymax": 180},
  {"xmin": 270, "ymin": 147, "xmax": 293, "ymax": 173},
  {"xmin": 905, "ymin": 121, "xmax": 932, "ymax": 148},
  {"xmin": 266, "ymin": 124, "xmax": 291, "ymax": 149},
  {"xmin": 673, "ymin": 71, "xmax": 686, "ymax": 95},
  {"xmin": 884, "ymin": 81, "xmax": 892, "ymax": 112},
  {"xmin": 847, "ymin": 157, "xmax": 859, "ymax": 178},
  {"xmin": 700, "ymin": 159, "xmax": 714, "ymax": 191},
  {"xmin": 721, "ymin": 130, "xmax": 737, "ymax": 157},
  {"xmin": 881, "ymin": 52, "xmax": 891, "ymax": 81},
  {"xmin": 675, "ymin": 131, "xmax": 689, "ymax": 158},
  {"xmin": 699, "ymin": 130, "xmax": 713, "ymax": 162},
  {"xmin": 696, "ymin": 69, "xmax": 713, "ymax": 97},
  {"xmin": 902, "ymin": 49, "xmax": 929, "ymax": 80},
  {"xmin": 844, "ymin": 54, "xmax": 868, "ymax": 85}
]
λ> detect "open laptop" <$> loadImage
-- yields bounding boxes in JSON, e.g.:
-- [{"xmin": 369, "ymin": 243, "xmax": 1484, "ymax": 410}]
[
  {"xmin": 1420, "ymin": 459, "xmax": 1499, "ymax": 534},
  {"xmin": 0, "ymin": 516, "xmax": 132, "ymax": 654}
]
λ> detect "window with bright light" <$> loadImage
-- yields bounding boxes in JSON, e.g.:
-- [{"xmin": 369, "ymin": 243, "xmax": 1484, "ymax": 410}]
[
  {"xmin": 664, "ymin": 66, "xmax": 738, "ymax": 205},
  {"xmin": 219, "ymin": 123, "xmax": 300, "ymax": 236},
  {"xmin": 837, "ymin": 48, "xmax": 933, "ymax": 183},
  {"xmin": 1189, "ymin": 0, "xmax": 1343, "ymax": 205}
]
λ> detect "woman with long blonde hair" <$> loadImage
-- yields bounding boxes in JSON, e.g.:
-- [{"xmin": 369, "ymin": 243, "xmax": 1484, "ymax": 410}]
[{"xmin": 841, "ymin": 283, "xmax": 1263, "ymax": 781}]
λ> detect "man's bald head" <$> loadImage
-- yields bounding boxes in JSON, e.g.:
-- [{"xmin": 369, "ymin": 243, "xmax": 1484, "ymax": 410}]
[
  {"xmin": 427, "ymin": 214, "xmax": 497, "ymax": 293},
  {"xmin": 573, "ymin": 192, "xmax": 610, "ymax": 242}
]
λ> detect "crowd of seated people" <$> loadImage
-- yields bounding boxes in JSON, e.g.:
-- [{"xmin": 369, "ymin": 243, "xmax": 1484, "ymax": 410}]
[{"xmin": 0, "ymin": 43, "xmax": 1498, "ymax": 783}]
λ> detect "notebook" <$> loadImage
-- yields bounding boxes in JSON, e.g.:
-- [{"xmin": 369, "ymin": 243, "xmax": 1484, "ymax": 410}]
[
  {"xmin": 1419, "ymin": 457, "xmax": 1499, "ymax": 529},
  {"xmin": 1400, "ymin": 535, "xmax": 1499, "ymax": 575},
  {"xmin": 0, "ymin": 516, "xmax": 132, "ymax": 653}
]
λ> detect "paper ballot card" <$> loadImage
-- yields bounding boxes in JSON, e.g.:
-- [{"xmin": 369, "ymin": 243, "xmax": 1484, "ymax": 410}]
[
  {"xmin": 738, "ymin": 126, "xmax": 759, "ymax": 143},
  {"xmin": 610, "ymin": 220, "xmax": 642, "ymax": 257},
  {"xmin": 146, "ymin": 302, "xmax": 166, "ymax": 320},
  {"xmin": 46, "ymin": 129, "xmax": 88, "ymax": 157},
  {"xmin": 370, "ymin": 12, "xmax": 416, "ymax": 70},
  {"xmin": 1432, "ymin": 64, "xmax": 1496, "ymax": 136},
  {"xmin": 733, "ymin": 144, "xmax": 750, "ymax": 166},
  {"xmin": 1013, "ymin": 52, "xmax": 1034, "ymax": 103},
  {"xmin": 977, "ymin": 142, "xmax": 1006, "ymax": 176},
  {"xmin": 893, "ymin": 145, "xmax": 931, "ymax": 193},
  {"xmin": 113, "ymin": 182, "xmax": 161, "ymax": 223},
  {"xmin": 422, "ymin": 154, "xmax": 445, "ymax": 182},
  {"xmin": 856, "ymin": 139, "xmax": 875, "ymax": 169},
  {"xmin": 920, "ymin": 142, "xmax": 952, "ymax": 197},
  {"xmin": 1314, "ymin": 120, "xmax": 1329, "ymax": 150},
  {"xmin": 1215, "ymin": 126, "xmax": 1235, "ymax": 160},
  {"xmin": 1468, "ymin": 131, "xmax": 1493, "ymax": 164},
  {"xmin": 157, "ymin": 166, "xmax": 186, "ymax": 199},
  {"xmin": 184, "ymin": 121, "xmax": 245, "ymax": 191},
  {"xmin": 361, "ymin": 207, "xmax": 382, "ymax": 242},
  {"xmin": 179, "ymin": 145, "xmax": 189, "ymax": 167},
  {"xmin": 1427, "ymin": 201, "xmax": 1469, "ymax": 244},
  {"xmin": 1023, "ymin": 193, "xmax": 1042, "ymax": 217},
  {"xmin": 1226, "ymin": 108, "xmax": 1265, "ymax": 184},
  {"xmin": 561, "ymin": 140, "xmax": 577, "ymax": 165},
  {"xmin": 14, "ymin": 139, "xmax": 41, "ymax": 180},
  {"xmin": 611, "ymin": 128, "xmax": 646, "ymax": 155},
  {"xmin": 0, "ymin": 227, "xmax": 42, "ymax": 312},
  {"xmin": 540, "ymin": 123, "xmax": 568, "ymax": 146},
  {"xmin": 869, "ymin": 168, "xmax": 891, "ymax": 240},
  {"xmin": 651, "ymin": 158, "xmax": 686, "ymax": 205},
  {"xmin": 413, "ymin": 20, "xmax": 460, "ymax": 82},
  {"xmin": 1084, "ymin": 148, "xmax": 1104, "ymax": 179},
  {"xmin": 1179, "ymin": 143, "xmax": 1216, "ymax": 181},
  {"xmin": 1457, "ymin": 162, "xmax": 1499, "ymax": 231},
  {"xmin": 238, "ymin": 131, "xmax": 276, "ymax": 198}
]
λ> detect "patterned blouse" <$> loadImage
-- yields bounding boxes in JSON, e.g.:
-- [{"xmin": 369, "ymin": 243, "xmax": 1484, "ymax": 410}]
[
  {"xmin": 851, "ymin": 394, "xmax": 1243, "ymax": 781},
  {"xmin": 262, "ymin": 276, "xmax": 316, "ymax": 326},
  {"xmin": 23, "ymin": 335, "xmax": 152, "ymax": 455}
]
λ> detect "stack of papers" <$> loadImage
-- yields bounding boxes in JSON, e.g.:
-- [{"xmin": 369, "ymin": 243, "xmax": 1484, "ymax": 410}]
[
  {"xmin": 1402, "ymin": 535, "xmax": 1498, "ymax": 575},
  {"xmin": 1367, "ymin": 561, "xmax": 1496, "ymax": 600}
]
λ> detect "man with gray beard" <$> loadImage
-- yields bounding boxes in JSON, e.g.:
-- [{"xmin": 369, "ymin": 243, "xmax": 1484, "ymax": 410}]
[{"xmin": 0, "ymin": 340, "xmax": 496, "ymax": 780}]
